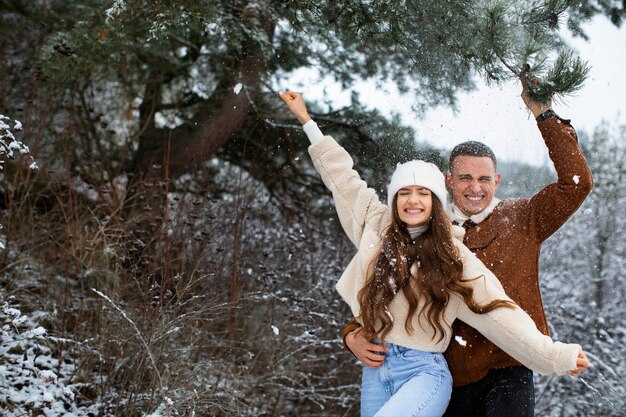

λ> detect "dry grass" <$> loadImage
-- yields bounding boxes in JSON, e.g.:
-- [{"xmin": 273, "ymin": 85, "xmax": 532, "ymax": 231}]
[{"xmin": 0, "ymin": 162, "xmax": 360, "ymax": 416}]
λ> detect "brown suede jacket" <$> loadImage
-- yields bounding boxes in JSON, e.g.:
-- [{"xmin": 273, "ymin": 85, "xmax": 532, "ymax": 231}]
[{"xmin": 342, "ymin": 114, "xmax": 593, "ymax": 387}]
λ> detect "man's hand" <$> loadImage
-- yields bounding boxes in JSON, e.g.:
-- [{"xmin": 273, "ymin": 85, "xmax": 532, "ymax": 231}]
[
  {"xmin": 279, "ymin": 91, "xmax": 312, "ymax": 125},
  {"xmin": 568, "ymin": 350, "xmax": 591, "ymax": 377},
  {"xmin": 345, "ymin": 330, "xmax": 387, "ymax": 368},
  {"xmin": 520, "ymin": 77, "xmax": 552, "ymax": 118}
]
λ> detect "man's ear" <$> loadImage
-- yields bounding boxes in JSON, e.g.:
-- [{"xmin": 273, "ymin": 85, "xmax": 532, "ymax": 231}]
[{"xmin": 494, "ymin": 173, "xmax": 501, "ymax": 189}]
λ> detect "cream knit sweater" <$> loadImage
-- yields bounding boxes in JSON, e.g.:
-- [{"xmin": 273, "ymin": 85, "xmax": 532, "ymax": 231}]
[{"xmin": 308, "ymin": 134, "xmax": 580, "ymax": 376}]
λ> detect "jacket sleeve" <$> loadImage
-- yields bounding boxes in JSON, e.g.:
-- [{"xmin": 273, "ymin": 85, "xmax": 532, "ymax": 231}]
[
  {"xmin": 455, "ymin": 242, "xmax": 580, "ymax": 375},
  {"xmin": 526, "ymin": 116, "xmax": 593, "ymax": 242},
  {"xmin": 308, "ymin": 136, "xmax": 389, "ymax": 246}
]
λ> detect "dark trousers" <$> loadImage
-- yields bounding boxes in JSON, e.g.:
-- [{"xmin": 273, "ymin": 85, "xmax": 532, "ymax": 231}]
[{"xmin": 443, "ymin": 366, "xmax": 535, "ymax": 417}]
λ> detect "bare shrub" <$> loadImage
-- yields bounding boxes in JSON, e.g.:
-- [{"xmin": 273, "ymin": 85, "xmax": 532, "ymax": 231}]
[{"xmin": 1, "ymin": 155, "xmax": 361, "ymax": 416}]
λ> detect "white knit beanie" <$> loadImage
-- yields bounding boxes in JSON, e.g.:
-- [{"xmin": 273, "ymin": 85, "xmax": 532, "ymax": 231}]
[{"xmin": 387, "ymin": 160, "xmax": 447, "ymax": 209}]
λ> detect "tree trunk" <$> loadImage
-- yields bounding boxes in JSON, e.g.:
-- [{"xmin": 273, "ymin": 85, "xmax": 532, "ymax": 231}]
[
  {"xmin": 123, "ymin": 3, "xmax": 277, "ymax": 315},
  {"xmin": 132, "ymin": 5, "xmax": 276, "ymax": 180}
]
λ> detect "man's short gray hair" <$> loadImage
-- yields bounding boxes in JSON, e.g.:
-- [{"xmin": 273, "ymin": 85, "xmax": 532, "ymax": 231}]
[{"xmin": 449, "ymin": 141, "xmax": 497, "ymax": 170}]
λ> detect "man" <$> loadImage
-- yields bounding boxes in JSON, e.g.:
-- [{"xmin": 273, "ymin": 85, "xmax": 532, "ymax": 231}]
[{"xmin": 342, "ymin": 82, "xmax": 593, "ymax": 417}]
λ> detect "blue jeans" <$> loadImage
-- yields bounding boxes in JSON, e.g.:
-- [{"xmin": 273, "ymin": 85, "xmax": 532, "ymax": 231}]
[{"xmin": 361, "ymin": 343, "xmax": 453, "ymax": 417}]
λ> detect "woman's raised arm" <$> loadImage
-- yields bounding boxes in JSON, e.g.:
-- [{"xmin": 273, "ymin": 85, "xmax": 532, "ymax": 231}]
[{"xmin": 277, "ymin": 90, "xmax": 390, "ymax": 246}]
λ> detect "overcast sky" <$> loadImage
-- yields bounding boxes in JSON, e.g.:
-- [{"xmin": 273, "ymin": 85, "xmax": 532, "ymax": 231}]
[
  {"xmin": 405, "ymin": 16, "xmax": 626, "ymax": 166},
  {"xmin": 289, "ymin": 16, "xmax": 626, "ymax": 166}
]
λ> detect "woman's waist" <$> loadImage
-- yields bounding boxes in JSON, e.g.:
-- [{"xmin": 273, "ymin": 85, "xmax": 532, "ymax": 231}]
[
  {"xmin": 382, "ymin": 328, "xmax": 451, "ymax": 353},
  {"xmin": 381, "ymin": 341, "xmax": 448, "ymax": 364}
]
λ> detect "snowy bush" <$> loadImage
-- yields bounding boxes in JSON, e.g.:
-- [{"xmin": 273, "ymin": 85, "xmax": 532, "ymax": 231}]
[
  {"xmin": 0, "ymin": 114, "xmax": 38, "ymax": 250},
  {"xmin": 0, "ymin": 295, "xmax": 101, "ymax": 416},
  {"xmin": 0, "ymin": 114, "xmax": 38, "ymax": 172},
  {"xmin": 0, "ymin": 154, "xmax": 359, "ymax": 416}
]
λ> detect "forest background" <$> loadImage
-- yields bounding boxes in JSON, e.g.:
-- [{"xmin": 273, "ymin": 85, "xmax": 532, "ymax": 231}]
[{"xmin": 0, "ymin": 1, "xmax": 624, "ymax": 416}]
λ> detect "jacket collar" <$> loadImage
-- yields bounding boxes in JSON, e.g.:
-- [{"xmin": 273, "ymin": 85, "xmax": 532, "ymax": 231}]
[{"xmin": 446, "ymin": 198, "xmax": 501, "ymax": 226}]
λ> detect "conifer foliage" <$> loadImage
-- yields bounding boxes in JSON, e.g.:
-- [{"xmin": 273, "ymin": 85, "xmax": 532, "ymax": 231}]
[{"xmin": 1, "ymin": 0, "xmax": 621, "ymax": 187}]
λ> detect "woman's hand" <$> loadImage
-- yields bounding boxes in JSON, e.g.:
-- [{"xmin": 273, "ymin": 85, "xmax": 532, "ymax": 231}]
[
  {"xmin": 568, "ymin": 350, "xmax": 591, "ymax": 377},
  {"xmin": 345, "ymin": 330, "xmax": 387, "ymax": 368},
  {"xmin": 279, "ymin": 91, "xmax": 312, "ymax": 125}
]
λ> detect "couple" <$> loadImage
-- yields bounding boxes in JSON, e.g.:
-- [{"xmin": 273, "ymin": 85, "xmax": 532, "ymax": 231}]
[{"xmin": 279, "ymin": 81, "xmax": 592, "ymax": 417}]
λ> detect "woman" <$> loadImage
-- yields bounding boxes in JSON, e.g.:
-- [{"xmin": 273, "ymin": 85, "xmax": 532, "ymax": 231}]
[{"xmin": 279, "ymin": 91, "xmax": 589, "ymax": 417}]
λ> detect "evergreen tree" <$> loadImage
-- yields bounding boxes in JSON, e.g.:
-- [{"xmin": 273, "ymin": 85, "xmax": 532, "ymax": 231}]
[{"xmin": 0, "ymin": 0, "xmax": 621, "ymax": 198}]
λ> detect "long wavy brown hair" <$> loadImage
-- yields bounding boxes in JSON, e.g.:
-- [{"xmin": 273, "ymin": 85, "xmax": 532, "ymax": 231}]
[{"xmin": 356, "ymin": 193, "xmax": 514, "ymax": 344}]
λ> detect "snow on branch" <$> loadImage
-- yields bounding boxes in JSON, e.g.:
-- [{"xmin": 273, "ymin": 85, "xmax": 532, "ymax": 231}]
[
  {"xmin": 0, "ymin": 114, "xmax": 38, "ymax": 172},
  {"xmin": 0, "ymin": 114, "xmax": 39, "ymax": 250}
]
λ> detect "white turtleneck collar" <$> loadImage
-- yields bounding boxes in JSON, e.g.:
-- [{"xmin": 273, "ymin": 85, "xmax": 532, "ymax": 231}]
[
  {"xmin": 407, "ymin": 224, "xmax": 429, "ymax": 239},
  {"xmin": 446, "ymin": 198, "xmax": 501, "ymax": 225}
]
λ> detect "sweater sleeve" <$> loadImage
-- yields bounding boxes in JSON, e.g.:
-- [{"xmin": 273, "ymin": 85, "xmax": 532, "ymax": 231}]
[
  {"xmin": 302, "ymin": 120, "xmax": 325, "ymax": 144},
  {"xmin": 454, "ymin": 242, "xmax": 580, "ymax": 375},
  {"xmin": 308, "ymin": 136, "xmax": 389, "ymax": 247},
  {"xmin": 526, "ymin": 116, "xmax": 593, "ymax": 242}
]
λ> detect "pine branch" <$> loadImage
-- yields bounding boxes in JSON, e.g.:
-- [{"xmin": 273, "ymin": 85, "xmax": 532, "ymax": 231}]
[
  {"xmin": 523, "ymin": 48, "xmax": 590, "ymax": 103},
  {"xmin": 522, "ymin": 0, "xmax": 569, "ymax": 30},
  {"xmin": 481, "ymin": 0, "xmax": 590, "ymax": 103}
]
